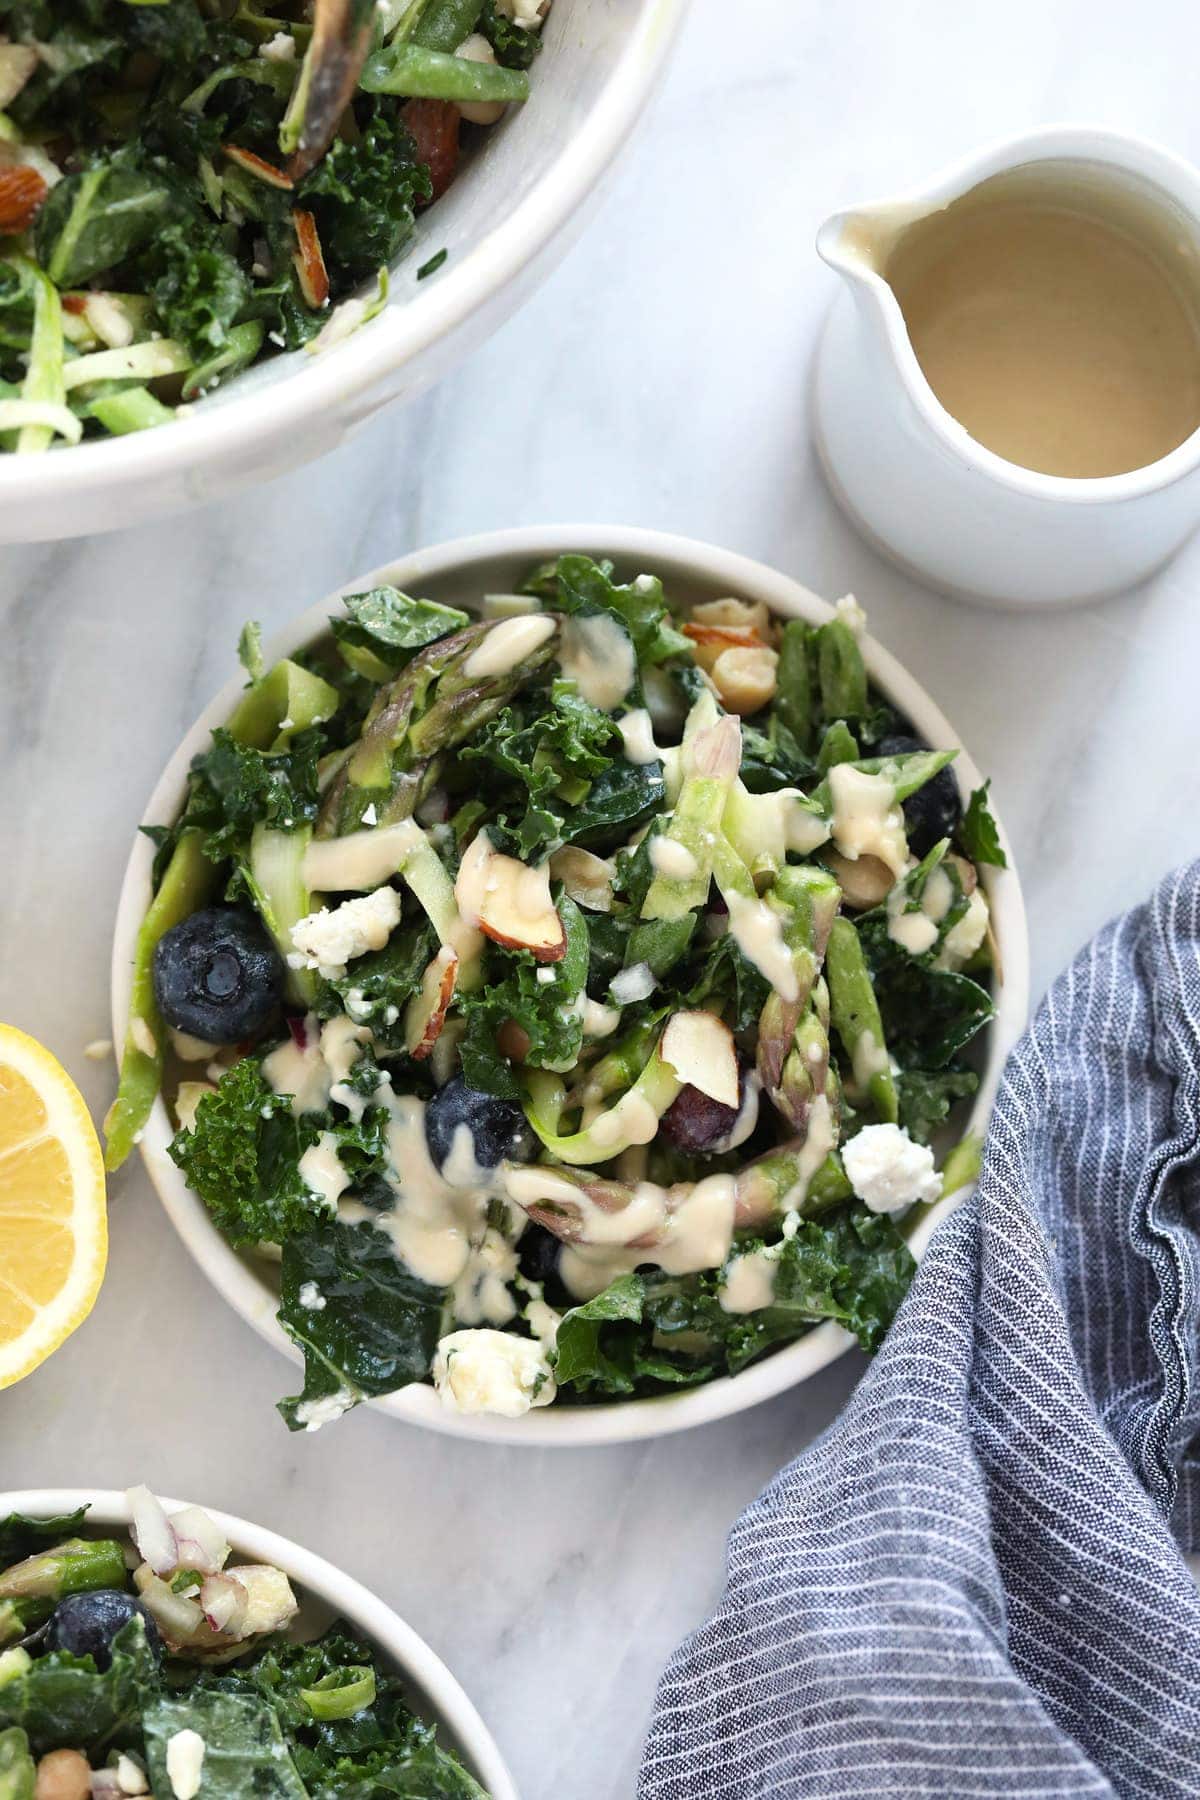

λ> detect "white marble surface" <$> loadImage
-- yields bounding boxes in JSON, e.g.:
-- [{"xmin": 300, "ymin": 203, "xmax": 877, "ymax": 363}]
[{"xmin": 4, "ymin": 2, "xmax": 1200, "ymax": 1795}]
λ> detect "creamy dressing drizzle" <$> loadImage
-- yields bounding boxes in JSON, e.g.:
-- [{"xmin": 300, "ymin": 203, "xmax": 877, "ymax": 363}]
[
  {"xmin": 617, "ymin": 708, "xmax": 661, "ymax": 764},
  {"xmin": 298, "ymin": 1131, "xmax": 351, "ymax": 1210},
  {"xmin": 852, "ymin": 1028, "xmax": 891, "ymax": 1088},
  {"xmin": 556, "ymin": 1174, "xmax": 739, "ymax": 1301},
  {"xmin": 725, "ymin": 890, "xmax": 799, "ymax": 1002},
  {"xmin": 828, "ymin": 764, "xmax": 908, "ymax": 876},
  {"xmin": 303, "ymin": 821, "xmax": 424, "ymax": 893},
  {"xmin": 558, "ymin": 613, "xmax": 636, "ymax": 711},
  {"xmin": 719, "ymin": 1246, "xmax": 778, "ymax": 1314},
  {"xmin": 649, "ymin": 836, "xmax": 698, "ymax": 880}
]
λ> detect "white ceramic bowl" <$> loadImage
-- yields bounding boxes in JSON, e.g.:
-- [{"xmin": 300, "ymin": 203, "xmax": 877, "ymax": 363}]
[
  {"xmin": 0, "ymin": 1488, "xmax": 517, "ymax": 1800},
  {"xmin": 111, "ymin": 525, "xmax": 1030, "ymax": 1447},
  {"xmin": 0, "ymin": 1, "xmax": 686, "ymax": 546}
]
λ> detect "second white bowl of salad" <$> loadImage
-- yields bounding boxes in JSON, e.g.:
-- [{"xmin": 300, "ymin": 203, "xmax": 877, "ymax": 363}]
[
  {"xmin": 0, "ymin": 1484, "xmax": 515, "ymax": 1798},
  {"xmin": 0, "ymin": 0, "xmax": 685, "ymax": 542},
  {"xmin": 109, "ymin": 525, "xmax": 1029, "ymax": 1445}
]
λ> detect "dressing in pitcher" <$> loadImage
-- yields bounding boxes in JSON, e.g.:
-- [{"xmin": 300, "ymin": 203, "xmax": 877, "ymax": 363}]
[{"xmin": 881, "ymin": 166, "xmax": 1200, "ymax": 478}]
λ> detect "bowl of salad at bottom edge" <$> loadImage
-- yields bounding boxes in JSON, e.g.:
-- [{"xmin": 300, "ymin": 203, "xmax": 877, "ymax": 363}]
[
  {"xmin": 0, "ymin": 1486, "xmax": 517, "ymax": 1800},
  {"xmin": 108, "ymin": 525, "xmax": 1030, "ymax": 1447}
]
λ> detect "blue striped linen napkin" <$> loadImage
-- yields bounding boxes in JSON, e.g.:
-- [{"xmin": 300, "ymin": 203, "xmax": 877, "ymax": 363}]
[{"xmin": 640, "ymin": 862, "xmax": 1200, "ymax": 1798}]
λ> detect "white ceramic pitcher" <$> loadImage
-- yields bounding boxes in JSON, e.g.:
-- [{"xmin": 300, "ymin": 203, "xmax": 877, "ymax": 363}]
[{"xmin": 813, "ymin": 128, "xmax": 1200, "ymax": 609}]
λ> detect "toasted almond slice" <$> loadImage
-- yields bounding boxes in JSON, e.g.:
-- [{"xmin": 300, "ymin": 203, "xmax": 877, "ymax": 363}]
[
  {"xmin": 660, "ymin": 1009, "xmax": 739, "ymax": 1109},
  {"xmin": 222, "ymin": 144, "xmax": 294, "ymax": 189},
  {"xmin": 0, "ymin": 164, "xmax": 46, "ymax": 234},
  {"xmin": 455, "ymin": 833, "xmax": 566, "ymax": 962},
  {"xmin": 405, "ymin": 945, "xmax": 459, "ymax": 1058},
  {"xmin": 292, "ymin": 208, "xmax": 330, "ymax": 307}
]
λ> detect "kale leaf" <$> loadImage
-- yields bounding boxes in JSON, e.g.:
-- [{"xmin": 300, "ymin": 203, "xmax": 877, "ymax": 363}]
[
  {"xmin": 0, "ymin": 1618, "xmax": 159, "ymax": 1756},
  {"xmin": 148, "ymin": 224, "xmax": 249, "ymax": 359},
  {"xmin": 143, "ymin": 1689, "xmax": 307, "ymax": 1800},
  {"xmin": 299, "ymin": 108, "xmax": 432, "ymax": 286},
  {"xmin": 278, "ymin": 1221, "xmax": 447, "ymax": 1430},
  {"xmin": 479, "ymin": 0, "xmax": 542, "ymax": 68},
  {"xmin": 190, "ymin": 1629, "xmax": 485, "ymax": 1797},
  {"xmin": 180, "ymin": 729, "xmax": 322, "ymax": 862},
  {"xmin": 896, "ymin": 1068, "xmax": 979, "ymax": 1144},
  {"xmin": 167, "ymin": 1060, "xmax": 386, "ymax": 1248},
  {"xmin": 458, "ymin": 897, "xmax": 589, "ymax": 1097},
  {"xmin": 551, "ymin": 1206, "xmax": 916, "ymax": 1398},
  {"xmin": 546, "ymin": 553, "xmax": 690, "ymax": 665},
  {"xmin": 315, "ymin": 921, "xmax": 437, "ymax": 1047},
  {"xmin": 34, "ymin": 152, "xmax": 179, "ymax": 287},
  {"xmin": 330, "ymin": 588, "xmax": 470, "ymax": 679},
  {"xmin": 0, "ymin": 1510, "xmax": 88, "ymax": 1566},
  {"xmin": 958, "ymin": 781, "xmax": 1008, "ymax": 868}
]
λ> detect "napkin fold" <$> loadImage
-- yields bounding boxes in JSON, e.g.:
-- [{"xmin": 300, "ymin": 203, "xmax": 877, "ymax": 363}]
[{"xmin": 640, "ymin": 863, "xmax": 1200, "ymax": 1798}]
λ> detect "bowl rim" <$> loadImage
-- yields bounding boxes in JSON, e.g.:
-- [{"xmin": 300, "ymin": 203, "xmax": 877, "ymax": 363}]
[
  {"xmin": 0, "ymin": 1486, "xmax": 519, "ymax": 1800},
  {"xmin": 111, "ymin": 523, "xmax": 1031, "ymax": 1448},
  {"xmin": 0, "ymin": 0, "xmax": 688, "ymax": 518}
]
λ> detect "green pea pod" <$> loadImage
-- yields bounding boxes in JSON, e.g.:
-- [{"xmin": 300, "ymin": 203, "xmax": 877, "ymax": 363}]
[
  {"xmin": 104, "ymin": 829, "xmax": 218, "ymax": 1171},
  {"xmin": 825, "ymin": 916, "xmax": 899, "ymax": 1123},
  {"xmin": 360, "ymin": 40, "xmax": 529, "ymax": 103},
  {"xmin": 0, "ymin": 1727, "xmax": 34, "ymax": 1800},
  {"xmin": 939, "ymin": 1132, "xmax": 983, "ymax": 1199},
  {"xmin": 775, "ymin": 620, "xmax": 814, "ymax": 750},
  {"xmin": 815, "ymin": 718, "xmax": 859, "ymax": 774},
  {"xmin": 814, "ymin": 619, "xmax": 868, "ymax": 722},
  {"xmin": 412, "ymin": 0, "xmax": 485, "ymax": 49}
]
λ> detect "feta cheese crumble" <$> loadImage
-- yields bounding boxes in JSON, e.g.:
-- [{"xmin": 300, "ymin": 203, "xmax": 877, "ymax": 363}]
[
  {"xmin": 842, "ymin": 1123, "xmax": 942, "ymax": 1215},
  {"xmin": 289, "ymin": 887, "xmax": 402, "ymax": 978},
  {"xmin": 432, "ymin": 1329, "xmax": 556, "ymax": 1417}
]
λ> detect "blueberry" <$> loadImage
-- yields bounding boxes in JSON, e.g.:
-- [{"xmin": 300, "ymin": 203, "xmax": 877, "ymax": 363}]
[
  {"xmin": 425, "ymin": 1076, "xmax": 531, "ymax": 1175},
  {"xmin": 46, "ymin": 1590, "xmax": 162, "ymax": 1669},
  {"xmin": 878, "ymin": 732, "xmax": 963, "ymax": 858},
  {"xmin": 153, "ymin": 906, "xmax": 283, "ymax": 1044},
  {"xmin": 518, "ymin": 1223, "xmax": 562, "ymax": 1286}
]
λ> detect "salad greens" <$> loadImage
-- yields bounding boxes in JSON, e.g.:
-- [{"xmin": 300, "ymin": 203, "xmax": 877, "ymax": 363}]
[
  {"xmin": 0, "ymin": 0, "xmax": 549, "ymax": 452},
  {"xmin": 110, "ymin": 556, "xmax": 1005, "ymax": 1426},
  {"xmin": 0, "ymin": 1491, "xmax": 485, "ymax": 1798}
]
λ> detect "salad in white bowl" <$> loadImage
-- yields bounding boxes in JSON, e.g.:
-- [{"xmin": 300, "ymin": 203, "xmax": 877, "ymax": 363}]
[
  {"xmin": 107, "ymin": 532, "xmax": 1025, "ymax": 1439},
  {"xmin": 0, "ymin": 1487, "xmax": 509, "ymax": 1799}
]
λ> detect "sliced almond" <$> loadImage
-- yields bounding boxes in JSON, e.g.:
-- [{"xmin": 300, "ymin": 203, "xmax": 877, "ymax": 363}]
[
  {"xmin": 292, "ymin": 208, "xmax": 330, "ymax": 307},
  {"xmin": 222, "ymin": 144, "xmax": 294, "ymax": 189},
  {"xmin": 455, "ymin": 833, "xmax": 566, "ymax": 962},
  {"xmin": 0, "ymin": 164, "xmax": 45, "ymax": 234},
  {"xmin": 660, "ymin": 1010, "xmax": 739, "ymax": 1109},
  {"xmin": 497, "ymin": 1018, "xmax": 531, "ymax": 1063},
  {"xmin": 549, "ymin": 845, "xmax": 616, "ymax": 913},
  {"xmin": 405, "ymin": 945, "xmax": 458, "ymax": 1058},
  {"xmin": 949, "ymin": 852, "xmax": 978, "ymax": 895}
]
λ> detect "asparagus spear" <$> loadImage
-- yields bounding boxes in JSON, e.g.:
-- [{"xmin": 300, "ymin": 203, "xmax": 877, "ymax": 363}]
[
  {"xmin": 825, "ymin": 915, "xmax": 899, "ymax": 1123},
  {"xmin": 0, "ymin": 1726, "xmax": 34, "ymax": 1800},
  {"xmin": 280, "ymin": 0, "xmax": 377, "ymax": 179},
  {"xmin": 318, "ymin": 617, "xmax": 559, "ymax": 836},
  {"xmin": 0, "ymin": 1538, "xmax": 126, "ymax": 1604},
  {"xmin": 640, "ymin": 711, "xmax": 741, "ymax": 921}
]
